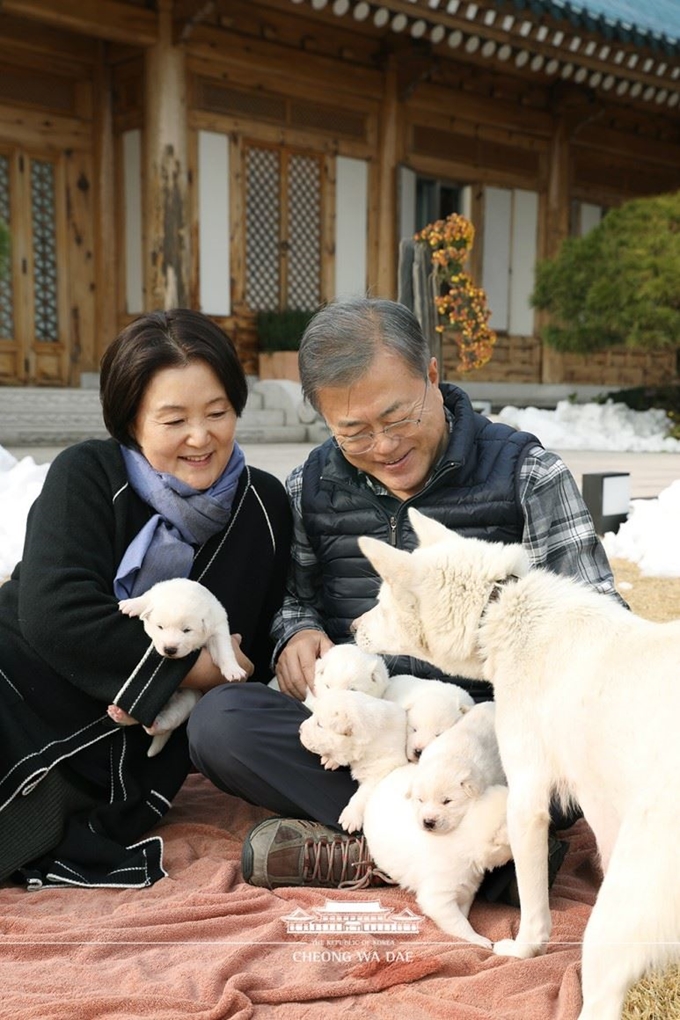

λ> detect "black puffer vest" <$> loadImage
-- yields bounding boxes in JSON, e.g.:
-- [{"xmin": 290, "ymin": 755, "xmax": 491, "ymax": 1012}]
[{"xmin": 301, "ymin": 384, "xmax": 540, "ymax": 696}]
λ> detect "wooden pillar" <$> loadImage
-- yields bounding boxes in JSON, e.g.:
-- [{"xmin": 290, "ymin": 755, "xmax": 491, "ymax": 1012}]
[
  {"xmin": 376, "ymin": 61, "xmax": 399, "ymax": 298},
  {"xmin": 541, "ymin": 115, "xmax": 570, "ymax": 383},
  {"xmin": 545, "ymin": 115, "xmax": 570, "ymax": 259},
  {"xmin": 93, "ymin": 45, "xmax": 117, "ymax": 359},
  {"xmin": 144, "ymin": 0, "xmax": 190, "ymax": 310}
]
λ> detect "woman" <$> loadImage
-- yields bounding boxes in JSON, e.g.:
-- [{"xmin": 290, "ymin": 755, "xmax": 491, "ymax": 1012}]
[{"xmin": 0, "ymin": 309, "xmax": 292, "ymax": 888}]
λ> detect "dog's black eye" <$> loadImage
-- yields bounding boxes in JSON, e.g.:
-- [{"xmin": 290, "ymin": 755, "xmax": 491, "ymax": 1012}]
[
  {"xmin": 182, "ymin": 627, "xmax": 192, "ymax": 634},
  {"xmin": 442, "ymin": 798, "xmax": 451, "ymax": 805},
  {"xmin": 157, "ymin": 624, "xmax": 164, "ymax": 630}
]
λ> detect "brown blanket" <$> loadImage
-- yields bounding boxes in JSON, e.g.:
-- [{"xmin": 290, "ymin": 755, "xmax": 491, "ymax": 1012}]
[{"xmin": 0, "ymin": 775, "xmax": 599, "ymax": 1020}]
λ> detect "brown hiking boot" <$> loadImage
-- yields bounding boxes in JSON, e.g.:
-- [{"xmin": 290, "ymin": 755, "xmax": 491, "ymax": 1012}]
[{"xmin": 241, "ymin": 818, "xmax": 396, "ymax": 890}]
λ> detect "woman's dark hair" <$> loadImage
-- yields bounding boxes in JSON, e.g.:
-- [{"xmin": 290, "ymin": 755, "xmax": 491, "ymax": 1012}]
[{"xmin": 100, "ymin": 309, "xmax": 248, "ymax": 447}]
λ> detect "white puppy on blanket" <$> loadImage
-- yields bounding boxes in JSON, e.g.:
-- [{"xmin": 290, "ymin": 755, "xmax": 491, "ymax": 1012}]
[
  {"xmin": 411, "ymin": 701, "xmax": 505, "ymax": 833},
  {"xmin": 362, "ymin": 765, "xmax": 511, "ymax": 947},
  {"xmin": 112, "ymin": 578, "xmax": 246, "ymax": 756},
  {"xmin": 383, "ymin": 674, "xmax": 475, "ymax": 760},
  {"xmin": 299, "ymin": 688, "xmax": 408, "ymax": 834},
  {"xmin": 354, "ymin": 508, "xmax": 680, "ymax": 1020}
]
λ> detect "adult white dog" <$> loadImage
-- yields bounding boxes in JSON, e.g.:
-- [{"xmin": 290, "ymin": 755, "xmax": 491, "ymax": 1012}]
[
  {"xmin": 298, "ymin": 688, "xmax": 408, "ymax": 834},
  {"xmin": 411, "ymin": 701, "xmax": 505, "ymax": 833},
  {"xmin": 353, "ymin": 508, "xmax": 680, "ymax": 1020},
  {"xmin": 383, "ymin": 673, "xmax": 474, "ymax": 760},
  {"xmin": 362, "ymin": 765, "xmax": 511, "ymax": 947},
  {"xmin": 114, "ymin": 578, "xmax": 246, "ymax": 756}
]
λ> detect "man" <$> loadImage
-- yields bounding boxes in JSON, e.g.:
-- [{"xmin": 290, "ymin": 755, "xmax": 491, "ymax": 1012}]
[{"xmin": 188, "ymin": 298, "xmax": 622, "ymax": 890}]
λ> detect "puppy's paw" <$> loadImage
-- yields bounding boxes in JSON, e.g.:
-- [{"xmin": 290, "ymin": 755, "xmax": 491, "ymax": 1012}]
[
  {"xmin": 339, "ymin": 804, "xmax": 363, "ymax": 833},
  {"xmin": 143, "ymin": 717, "xmax": 169, "ymax": 737},
  {"xmin": 321, "ymin": 755, "xmax": 341, "ymax": 771},
  {"xmin": 118, "ymin": 597, "xmax": 142, "ymax": 617},
  {"xmin": 493, "ymin": 938, "xmax": 544, "ymax": 960},
  {"xmin": 107, "ymin": 704, "xmax": 138, "ymax": 726},
  {"xmin": 222, "ymin": 665, "xmax": 248, "ymax": 682},
  {"xmin": 467, "ymin": 933, "xmax": 493, "ymax": 950}
]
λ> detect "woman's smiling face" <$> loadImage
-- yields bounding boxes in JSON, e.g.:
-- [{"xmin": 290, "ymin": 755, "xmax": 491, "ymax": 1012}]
[{"xmin": 133, "ymin": 360, "xmax": 238, "ymax": 489}]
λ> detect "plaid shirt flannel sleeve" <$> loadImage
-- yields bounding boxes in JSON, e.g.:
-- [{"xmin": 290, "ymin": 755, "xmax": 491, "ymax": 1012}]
[
  {"xmin": 519, "ymin": 445, "xmax": 627, "ymax": 604},
  {"xmin": 269, "ymin": 463, "xmax": 328, "ymax": 662}
]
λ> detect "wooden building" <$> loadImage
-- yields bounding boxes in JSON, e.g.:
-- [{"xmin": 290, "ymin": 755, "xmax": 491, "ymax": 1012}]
[{"xmin": 0, "ymin": 0, "xmax": 679, "ymax": 389}]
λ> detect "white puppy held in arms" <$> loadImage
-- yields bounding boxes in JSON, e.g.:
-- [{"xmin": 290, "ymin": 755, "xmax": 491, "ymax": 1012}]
[
  {"xmin": 354, "ymin": 508, "xmax": 680, "ymax": 1020},
  {"xmin": 116, "ymin": 577, "xmax": 246, "ymax": 756},
  {"xmin": 362, "ymin": 765, "xmax": 511, "ymax": 948},
  {"xmin": 383, "ymin": 673, "xmax": 475, "ymax": 761},
  {"xmin": 411, "ymin": 701, "xmax": 505, "ymax": 833},
  {"xmin": 298, "ymin": 688, "xmax": 408, "ymax": 834}
]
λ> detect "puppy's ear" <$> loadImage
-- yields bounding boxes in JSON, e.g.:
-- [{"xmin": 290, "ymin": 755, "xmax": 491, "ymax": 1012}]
[
  {"xmin": 337, "ymin": 717, "xmax": 354, "ymax": 738},
  {"xmin": 328, "ymin": 708, "xmax": 354, "ymax": 738},
  {"xmin": 460, "ymin": 770, "xmax": 483, "ymax": 799},
  {"xmin": 358, "ymin": 537, "xmax": 413, "ymax": 587},
  {"xmin": 407, "ymin": 509, "xmax": 453, "ymax": 548}
]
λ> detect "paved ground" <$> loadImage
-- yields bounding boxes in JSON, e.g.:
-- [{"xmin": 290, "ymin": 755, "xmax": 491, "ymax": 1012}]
[{"xmin": 5, "ymin": 441, "xmax": 680, "ymax": 500}]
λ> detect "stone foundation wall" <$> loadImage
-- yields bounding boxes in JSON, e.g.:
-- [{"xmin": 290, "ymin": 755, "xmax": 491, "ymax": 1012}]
[{"xmin": 443, "ymin": 334, "xmax": 678, "ymax": 389}]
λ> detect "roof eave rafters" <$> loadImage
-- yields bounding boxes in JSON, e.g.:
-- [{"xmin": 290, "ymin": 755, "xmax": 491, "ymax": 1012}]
[{"xmin": 281, "ymin": 0, "xmax": 680, "ymax": 109}]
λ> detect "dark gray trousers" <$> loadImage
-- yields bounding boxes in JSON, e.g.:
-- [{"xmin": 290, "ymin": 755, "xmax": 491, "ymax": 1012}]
[{"xmin": 187, "ymin": 682, "xmax": 358, "ymax": 828}]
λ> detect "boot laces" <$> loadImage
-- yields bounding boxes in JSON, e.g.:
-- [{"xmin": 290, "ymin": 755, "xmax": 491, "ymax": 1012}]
[{"xmin": 302, "ymin": 833, "xmax": 396, "ymax": 889}]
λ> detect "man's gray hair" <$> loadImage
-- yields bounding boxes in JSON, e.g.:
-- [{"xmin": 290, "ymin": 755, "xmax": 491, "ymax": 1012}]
[{"xmin": 299, "ymin": 298, "xmax": 430, "ymax": 412}]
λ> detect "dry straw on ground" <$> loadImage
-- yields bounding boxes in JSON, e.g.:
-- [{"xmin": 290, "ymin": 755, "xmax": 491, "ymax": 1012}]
[{"xmin": 610, "ymin": 559, "xmax": 680, "ymax": 1020}]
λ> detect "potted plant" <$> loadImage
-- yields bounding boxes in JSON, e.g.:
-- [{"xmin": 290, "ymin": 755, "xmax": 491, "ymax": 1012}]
[
  {"xmin": 256, "ymin": 308, "xmax": 316, "ymax": 382},
  {"xmin": 415, "ymin": 213, "xmax": 496, "ymax": 373}
]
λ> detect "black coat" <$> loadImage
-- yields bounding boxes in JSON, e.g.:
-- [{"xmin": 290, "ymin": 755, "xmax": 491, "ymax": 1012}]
[{"xmin": 0, "ymin": 439, "xmax": 292, "ymax": 886}]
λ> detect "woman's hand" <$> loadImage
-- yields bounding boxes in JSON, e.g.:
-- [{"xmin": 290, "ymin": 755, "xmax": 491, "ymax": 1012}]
[
  {"xmin": 275, "ymin": 629, "xmax": 334, "ymax": 701},
  {"xmin": 183, "ymin": 635, "xmax": 254, "ymax": 691}
]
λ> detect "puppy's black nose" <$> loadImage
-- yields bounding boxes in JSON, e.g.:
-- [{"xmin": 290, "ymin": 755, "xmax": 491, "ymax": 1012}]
[
  {"xmin": 423, "ymin": 818, "xmax": 436, "ymax": 830},
  {"xmin": 163, "ymin": 646, "xmax": 178, "ymax": 657},
  {"xmin": 413, "ymin": 748, "xmax": 422, "ymax": 759}
]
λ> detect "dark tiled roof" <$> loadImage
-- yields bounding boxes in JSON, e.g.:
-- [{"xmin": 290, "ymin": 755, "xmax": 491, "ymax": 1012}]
[{"xmin": 497, "ymin": 0, "xmax": 680, "ymax": 50}]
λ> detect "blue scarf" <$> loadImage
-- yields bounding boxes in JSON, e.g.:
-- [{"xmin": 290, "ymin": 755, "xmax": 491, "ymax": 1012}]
[{"xmin": 113, "ymin": 443, "xmax": 246, "ymax": 599}]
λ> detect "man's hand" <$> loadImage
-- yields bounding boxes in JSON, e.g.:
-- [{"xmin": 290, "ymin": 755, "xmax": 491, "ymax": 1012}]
[{"xmin": 275, "ymin": 629, "xmax": 334, "ymax": 701}]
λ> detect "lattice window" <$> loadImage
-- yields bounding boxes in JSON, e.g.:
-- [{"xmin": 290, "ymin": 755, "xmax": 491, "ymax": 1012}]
[
  {"xmin": 245, "ymin": 144, "xmax": 322, "ymax": 312},
  {"xmin": 288, "ymin": 154, "xmax": 321, "ymax": 310},
  {"xmin": 0, "ymin": 155, "xmax": 13, "ymax": 339},
  {"xmin": 30, "ymin": 159, "xmax": 59, "ymax": 342},
  {"xmin": 245, "ymin": 147, "xmax": 280, "ymax": 311}
]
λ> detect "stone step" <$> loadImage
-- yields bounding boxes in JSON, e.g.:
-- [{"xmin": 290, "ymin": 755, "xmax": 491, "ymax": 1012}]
[{"xmin": 0, "ymin": 386, "xmax": 312, "ymax": 446}]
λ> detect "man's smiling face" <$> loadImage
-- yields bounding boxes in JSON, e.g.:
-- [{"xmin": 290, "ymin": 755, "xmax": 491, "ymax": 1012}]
[{"xmin": 317, "ymin": 345, "xmax": 448, "ymax": 501}]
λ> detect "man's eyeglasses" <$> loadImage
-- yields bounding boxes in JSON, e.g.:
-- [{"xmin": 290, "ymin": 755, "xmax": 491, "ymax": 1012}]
[{"xmin": 332, "ymin": 381, "xmax": 429, "ymax": 456}]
